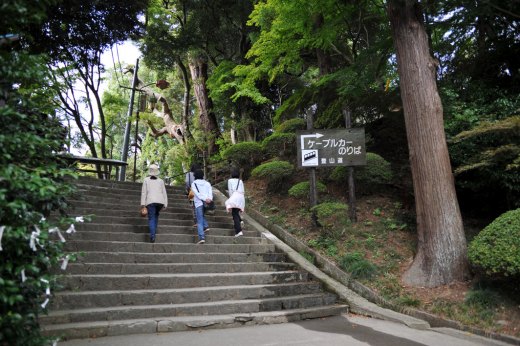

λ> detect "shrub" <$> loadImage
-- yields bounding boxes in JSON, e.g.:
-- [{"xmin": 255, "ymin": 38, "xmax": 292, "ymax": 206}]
[
  {"xmin": 251, "ymin": 160, "xmax": 294, "ymax": 193},
  {"xmin": 274, "ymin": 118, "xmax": 306, "ymax": 133},
  {"xmin": 222, "ymin": 141, "xmax": 263, "ymax": 178},
  {"xmin": 339, "ymin": 252, "xmax": 378, "ymax": 280},
  {"xmin": 330, "ymin": 152, "xmax": 392, "ymax": 193},
  {"xmin": 311, "ymin": 202, "xmax": 350, "ymax": 229},
  {"xmin": 467, "ymin": 208, "xmax": 520, "ymax": 280},
  {"xmin": 262, "ymin": 132, "xmax": 296, "ymax": 159},
  {"xmin": 288, "ymin": 181, "xmax": 327, "ymax": 199},
  {"xmin": 0, "ymin": 59, "xmax": 77, "ymax": 344}
]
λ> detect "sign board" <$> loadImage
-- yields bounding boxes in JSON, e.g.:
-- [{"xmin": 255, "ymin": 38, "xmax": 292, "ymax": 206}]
[{"xmin": 296, "ymin": 128, "xmax": 366, "ymax": 168}]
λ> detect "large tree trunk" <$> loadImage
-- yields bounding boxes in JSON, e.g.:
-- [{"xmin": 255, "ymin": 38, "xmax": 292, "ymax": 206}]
[
  {"xmin": 387, "ymin": 0, "xmax": 469, "ymax": 287},
  {"xmin": 176, "ymin": 56, "xmax": 193, "ymax": 140},
  {"xmin": 189, "ymin": 55, "xmax": 221, "ymax": 155}
]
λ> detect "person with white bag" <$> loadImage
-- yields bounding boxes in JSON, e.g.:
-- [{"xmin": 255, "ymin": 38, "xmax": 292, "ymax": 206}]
[{"xmin": 225, "ymin": 167, "xmax": 245, "ymax": 237}]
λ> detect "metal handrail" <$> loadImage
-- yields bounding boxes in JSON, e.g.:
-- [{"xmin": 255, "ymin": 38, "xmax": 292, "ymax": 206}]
[{"xmin": 58, "ymin": 154, "xmax": 128, "ymax": 181}]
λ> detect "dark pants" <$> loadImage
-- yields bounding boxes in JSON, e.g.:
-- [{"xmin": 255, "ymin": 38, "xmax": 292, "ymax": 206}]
[
  {"xmin": 146, "ymin": 203, "xmax": 163, "ymax": 239},
  {"xmin": 231, "ymin": 208, "xmax": 242, "ymax": 234}
]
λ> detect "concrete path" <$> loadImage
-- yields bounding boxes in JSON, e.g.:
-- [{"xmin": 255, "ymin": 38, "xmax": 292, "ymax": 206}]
[{"xmin": 57, "ymin": 313, "xmax": 512, "ymax": 346}]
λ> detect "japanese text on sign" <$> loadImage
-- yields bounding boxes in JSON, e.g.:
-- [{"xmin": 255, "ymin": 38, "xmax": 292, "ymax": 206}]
[{"xmin": 296, "ymin": 128, "xmax": 366, "ymax": 168}]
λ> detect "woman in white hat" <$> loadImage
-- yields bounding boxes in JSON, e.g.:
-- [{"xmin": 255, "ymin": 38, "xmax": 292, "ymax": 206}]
[{"xmin": 140, "ymin": 164, "xmax": 168, "ymax": 243}]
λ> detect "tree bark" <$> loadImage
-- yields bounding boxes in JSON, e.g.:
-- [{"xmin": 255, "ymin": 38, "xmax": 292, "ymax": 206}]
[
  {"xmin": 189, "ymin": 55, "xmax": 221, "ymax": 155},
  {"xmin": 387, "ymin": 0, "xmax": 469, "ymax": 287},
  {"xmin": 176, "ymin": 56, "xmax": 193, "ymax": 140}
]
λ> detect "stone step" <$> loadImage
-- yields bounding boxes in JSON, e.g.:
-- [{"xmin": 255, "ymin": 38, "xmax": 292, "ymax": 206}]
[
  {"xmin": 68, "ymin": 195, "xmax": 212, "ymax": 208},
  {"xmin": 75, "ymin": 222, "xmax": 235, "ymax": 234},
  {"xmin": 73, "ymin": 178, "xmax": 183, "ymax": 192},
  {"xmin": 71, "ymin": 193, "xmax": 189, "ymax": 205},
  {"xmin": 61, "ymin": 262, "xmax": 297, "ymax": 275},
  {"xmin": 74, "ymin": 223, "xmax": 253, "ymax": 236},
  {"xmin": 67, "ymin": 207, "xmax": 232, "ymax": 221},
  {"xmin": 84, "ymin": 214, "xmax": 231, "ymax": 225},
  {"xmin": 50, "ymin": 282, "xmax": 321, "ymax": 309},
  {"xmin": 41, "ymin": 305, "xmax": 349, "ymax": 340},
  {"xmin": 42, "ymin": 294, "xmax": 338, "ymax": 325},
  {"xmin": 77, "ymin": 251, "xmax": 288, "ymax": 264},
  {"xmin": 64, "ymin": 240, "xmax": 275, "ymax": 253},
  {"xmin": 43, "ymin": 177, "xmax": 348, "ymax": 341},
  {"xmin": 70, "ymin": 200, "xmax": 228, "ymax": 214},
  {"xmin": 59, "ymin": 271, "xmax": 309, "ymax": 291},
  {"xmin": 70, "ymin": 231, "xmax": 265, "ymax": 244}
]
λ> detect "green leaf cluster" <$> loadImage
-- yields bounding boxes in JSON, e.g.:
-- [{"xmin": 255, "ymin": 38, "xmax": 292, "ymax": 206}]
[
  {"xmin": 262, "ymin": 132, "xmax": 296, "ymax": 160},
  {"xmin": 288, "ymin": 181, "xmax": 327, "ymax": 199},
  {"xmin": 221, "ymin": 142, "xmax": 264, "ymax": 179},
  {"xmin": 274, "ymin": 118, "xmax": 306, "ymax": 133},
  {"xmin": 251, "ymin": 160, "xmax": 294, "ymax": 193},
  {"xmin": 0, "ymin": 58, "xmax": 77, "ymax": 345},
  {"xmin": 468, "ymin": 208, "xmax": 520, "ymax": 280},
  {"xmin": 449, "ymin": 116, "xmax": 520, "ymax": 209},
  {"xmin": 311, "ymin": 202, "xmax": 350, "ymax": 229},
  {"xmin": 339, "ymin": 252, "xmax": 378, "ymax": 280},
  {"xmin": 0, "ymin": 2, "xmax": 81, "ymax": 342}
]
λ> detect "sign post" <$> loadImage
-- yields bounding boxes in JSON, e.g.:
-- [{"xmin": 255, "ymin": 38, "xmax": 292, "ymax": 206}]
[
  {"xmin": 297, "ymin": 127, "xmax": 365, "ymax": 223},
  {"xmin": 297, "ymin": 128, "xmax": 366, "ymax": 168}
]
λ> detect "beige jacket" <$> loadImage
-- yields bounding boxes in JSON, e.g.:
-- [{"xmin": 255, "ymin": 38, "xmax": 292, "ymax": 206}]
[{"xmin": 141, "ymin": 177, "xmax": 168, "ymax": 207}]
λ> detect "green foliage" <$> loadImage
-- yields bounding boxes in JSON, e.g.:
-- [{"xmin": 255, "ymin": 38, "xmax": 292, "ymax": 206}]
[
  {"xmin": 339, "ymin": 252, "xmax": 378, "ymax": 280},
  {"xmin": 262, "ymin": 132, "xmax": 296, "ymax": 160},
  {"xmin": 274, "ymin": 118, "xmax": 306, "ymax": 133},
  {"xmin": 251, "ymin": 160, "xmax": 294, "ymax": 193},
  {"xmin": 464, "ymin": 289, "xmax": 501, "ymax": 310},
  {"xmin": 330, "ymin": 152, "xmax": 393, "ymax": 193},
  {"xmin": 1, "ymin": 47, "xmax": 77, "ymax": 345},
  {"xmin": 449, "ymin": 116, "xmax": 520, "ymax": 210},
  {"xmin": 311, "ymin": 202, "xmax": 350, "ymax": 229},
  {"xmin": 288, "ymin": 181, "xmax": 327, "ymax": 199},
  {"xmin": 468, "ymin": 208, "xmax": 520, "ymax": 280},
  {"xmin": 222, "ymin": 142, "xmax": 264, "ymax": 178}
]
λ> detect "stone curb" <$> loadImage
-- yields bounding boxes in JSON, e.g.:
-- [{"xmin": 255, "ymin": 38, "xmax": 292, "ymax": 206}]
[{"xmin": 213, "ymin": 188, "xmax": 520, "ymax": 345}]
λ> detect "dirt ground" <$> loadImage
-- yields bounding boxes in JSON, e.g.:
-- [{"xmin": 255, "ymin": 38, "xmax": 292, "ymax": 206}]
[{"xmin": 245, "ymin": 178, "xmax": 520, "ymax": 338}]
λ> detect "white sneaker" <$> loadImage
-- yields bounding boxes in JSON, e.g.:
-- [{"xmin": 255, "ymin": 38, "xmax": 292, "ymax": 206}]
[
  {"xmin": 197, "ymin": 239, "xmax": 206, "ymax": 244},
  {"xmin": 234, "ymin": 231, "xmax": 243, "ymax": 237}
]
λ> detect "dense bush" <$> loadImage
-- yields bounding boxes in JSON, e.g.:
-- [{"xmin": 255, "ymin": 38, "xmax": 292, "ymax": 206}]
[
  {"xmin": 0, "ymin": 58, "xmax": 77, "ymax": 345},
  {"xmin": 467, "ymin": 208, "xmax": 520, "ymax": 280},
  {"xmin": 0, "ymin": 3, "xmax": 82, "ymax": 341},
  {"xmin": 311, "ymin": 202, "xmax": 350, "ymax": 228},
  {"xmin": 221, "ymin": 141, "xmax": 264, "ymax": 178},
  {"xmin": 251, "ymin": 160, "xmax": 294, "ymax": 193},
  {"xmin": 274, "ymin": 118, "xmax": 306, "ymax": 133},
  {"xmin": 288, "ymin": 181, "xmax": 327, "ymax": 199},
  {"xmin": 262, "ymin": 132, "xmax": 296, "ymax": 160},
  {"xmin": 330, "ymin": 152, "xmax": 393, "ymax": 193}
]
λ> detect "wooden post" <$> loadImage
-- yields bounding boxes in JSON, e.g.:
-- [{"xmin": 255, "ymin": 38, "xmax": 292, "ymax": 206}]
[
  {"xmin": 307, "ymin": 108, "xmax": 319, "ymax": 226},
  {"xmin": 343, "ymin": 108, "xmax": 357, "ymax": 222}
]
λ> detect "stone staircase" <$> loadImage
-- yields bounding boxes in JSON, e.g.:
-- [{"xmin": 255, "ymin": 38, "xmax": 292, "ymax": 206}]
[{"xmin": 41, "ymin": 177, "xmax": 348, "ymax": 340}]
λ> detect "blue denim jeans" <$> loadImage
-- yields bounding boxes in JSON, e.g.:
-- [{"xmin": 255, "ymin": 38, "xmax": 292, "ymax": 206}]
[
  {"xmin": 146, "ymin": 203, "xmax": 163, "ymax": 239},
  {"xmin": 195, "ymin": 205, "xmax": 208, "ymax": 241}
]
